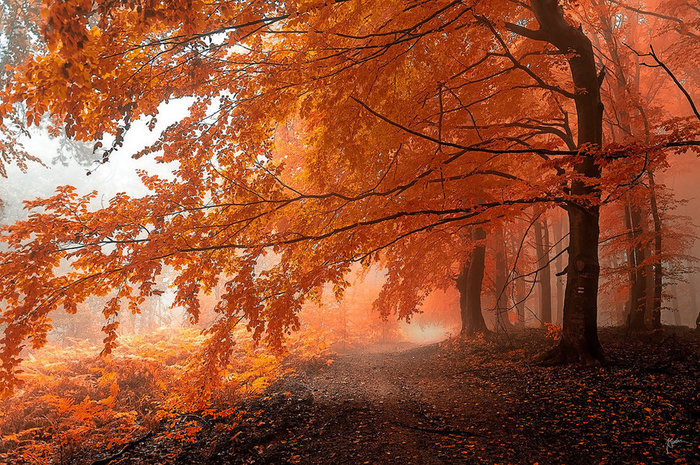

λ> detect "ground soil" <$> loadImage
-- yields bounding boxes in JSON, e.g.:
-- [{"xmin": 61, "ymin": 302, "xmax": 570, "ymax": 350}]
[{"xmin": 97, "ymin": 327, "xmax": 698, "ymax": 465}]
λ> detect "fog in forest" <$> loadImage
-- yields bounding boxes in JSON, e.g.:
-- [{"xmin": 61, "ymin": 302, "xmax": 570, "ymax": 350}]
[
  {"xmin": 1, "ymin": 1, "xmax": 698, "ymax": 463},
  {"xmin": 2, "ymin": 111, "xmax": 699, "ymax": 347}
]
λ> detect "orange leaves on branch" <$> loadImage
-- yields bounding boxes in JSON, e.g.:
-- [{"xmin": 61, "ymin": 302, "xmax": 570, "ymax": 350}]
[
  {"xmin": 0, "ymin": 0, "xmax": 698, "ymax": 393},
  {"xmin": 101, "ymin": 321, "xmax": 120, "ymax": 356}
]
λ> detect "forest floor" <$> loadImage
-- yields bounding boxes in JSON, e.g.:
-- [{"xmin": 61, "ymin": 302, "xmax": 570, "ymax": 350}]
[{"xmin": 92, "ymin": 327, "xmax": 698, "ymax": 465}]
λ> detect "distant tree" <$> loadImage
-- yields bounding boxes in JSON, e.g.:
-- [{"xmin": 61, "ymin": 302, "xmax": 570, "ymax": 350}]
[
  {"xmin": 584, "ymin": 0, "xmax": 699, "ymax": 331},
  {"xmin": 533, "ymin": 214, "xmax": 553, "ymax": 325}
]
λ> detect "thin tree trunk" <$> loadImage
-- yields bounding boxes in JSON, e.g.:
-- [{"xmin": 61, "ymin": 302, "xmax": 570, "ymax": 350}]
[
  {"xmin": 515, "ymin": 275, "xmax": 527, "ymax": 325},
  {"xmin": 688, "ymin": 282, "xmax": 697, "ymax": 327},
  {"xmin": 672, "ymin": 284, "xmax": 681, "ymax": 326},
  {"xmin": 553, "ymin": 216, "xmax": 565, "ymax": 325},
  {"xmin": 534, "ymin": 216, "xmax": 553, "ymax": 325},
  {"xmin": 510, "ymin": 226, "xmax": 527, "ymax": 326},
  {"xmin": 622, "ymin": 203, "xmax": 636, "ymax": 320},
  {"xmin": 647, "ymin": 171, "xmax": 663, "ymax": 329},
  {"xmin": 495, "ymin": 228, "xmax": 513, "ymax": 331},
  {"xmin": 514, "ymin": 0, "xmax": 606, "ymax": 364},
  {"xmin": 458, "ymin": 228, "xmax": 488, "ymax": 336},
  {"xmin": 625, "ymin": 202, "xmax": 648, "ymax": 331}
]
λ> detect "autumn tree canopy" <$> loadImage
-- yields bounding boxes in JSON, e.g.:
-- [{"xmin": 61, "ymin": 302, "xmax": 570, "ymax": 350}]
[{"xmin": 0, "ymin": 0, "xmax": 698, "ymax": 393}]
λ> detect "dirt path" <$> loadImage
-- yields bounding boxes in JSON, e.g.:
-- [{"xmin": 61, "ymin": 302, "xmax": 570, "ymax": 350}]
[
  {"xmin": 280, "ymin": 343, "xmax": 526, "ymax": 465},
  {"xmin": 290, "ymin": 345, "xmax": 486, "ymax": 464},
  {"xmin": 101, "ymin": 328, "xmax": 698, "ymax": 465}
]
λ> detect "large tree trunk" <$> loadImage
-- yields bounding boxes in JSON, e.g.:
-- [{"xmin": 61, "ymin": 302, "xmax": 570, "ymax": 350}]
[
  {"xmin": 520, "ymin": 0, "xmax": 605, "ymax": 364},
  {"xmin": 534, "ymin": 216, "xmax": 553, "ymax": 325},
  {"xmin": 458, "ymin": 228, "xmax": 488, "ymax": 336}
]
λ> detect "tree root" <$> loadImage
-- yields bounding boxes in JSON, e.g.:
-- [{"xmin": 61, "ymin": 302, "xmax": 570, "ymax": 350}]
[{"xmin": 535, "ymin": 340, "xmax": 606, "ymax": 367}]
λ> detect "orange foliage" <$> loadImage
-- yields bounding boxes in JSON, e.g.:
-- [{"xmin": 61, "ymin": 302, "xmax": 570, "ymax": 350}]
[
  {"xmin": 0, "ymin": 0, "xmax": 697, "ymax": 393},
  {"xmin": 0, "ymin": 327, "xmax": 329, "ymax": 464}
]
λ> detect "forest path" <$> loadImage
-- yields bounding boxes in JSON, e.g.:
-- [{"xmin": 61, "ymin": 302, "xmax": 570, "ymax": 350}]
[
  {"xmin": 300, "ymin": 344, "xmax": 495, "ymax": 464},
  {"xmin": 106, "ymin": 328, "xmax": 698, "ymax": 465},
  {"xmin": 279, "ymin": 340, "xmax": 532, "ymax": 465}
]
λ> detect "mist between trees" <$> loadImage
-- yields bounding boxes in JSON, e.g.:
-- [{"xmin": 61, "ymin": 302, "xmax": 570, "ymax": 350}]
[{"xmin": 0, "ymin": 1, "xmax": 698, "ymax": 463}]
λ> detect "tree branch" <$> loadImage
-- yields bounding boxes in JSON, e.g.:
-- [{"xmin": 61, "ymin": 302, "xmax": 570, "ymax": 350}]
[{"xmin": 504, "ymin": 22, "xmax": 547, "ymax": 41}]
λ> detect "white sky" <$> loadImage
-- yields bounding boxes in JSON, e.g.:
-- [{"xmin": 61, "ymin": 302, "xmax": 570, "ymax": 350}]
[{"xmin": 0, "ymin": 99, "xmax": 192, "ymax": 222}]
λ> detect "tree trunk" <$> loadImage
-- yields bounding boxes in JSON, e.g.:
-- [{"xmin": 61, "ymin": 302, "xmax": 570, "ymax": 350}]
[
  {"xmin": 624, "ymin": 202, "xmax": 648, "ymax": 331},
  {"xmin": 524, "ymin": 0, "xmax": 605, "ymax": 364},
  {"xmin": 622, "ymin": 203, "xmax": 635, "ymax": 322},
  {"xmin": 688, "ymin": 282, "xmax": 697, "ymax": 327},
  {"xmin": 553, "ymin": 216, "xmax": 565, "ymax": 325},
  {"xmin": 515, "ymin": 275, "xmax": 527, "ymax": 325},
  {"xmin": 647, "ymin": 171, "xmax": 663, "ymax": 329},
  {"xmin": 534, "ymin": 216, "xmax": 553, "ymax": 325},
  {"xmin": 671, "ymin": 284, "xmax": 681, "ymax": 326},
  {"xmin": 495, "ymin": 228, "xmax": 513, "ymax": 331},
  {"xmin": 458, "ymin": 228, "xmax": 488, "ymax": 336}
]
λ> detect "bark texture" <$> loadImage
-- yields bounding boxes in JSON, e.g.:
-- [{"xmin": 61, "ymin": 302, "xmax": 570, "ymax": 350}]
[{"xmin": 509, "ymin": 0, "xmax": 606, "ymax": 363}]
